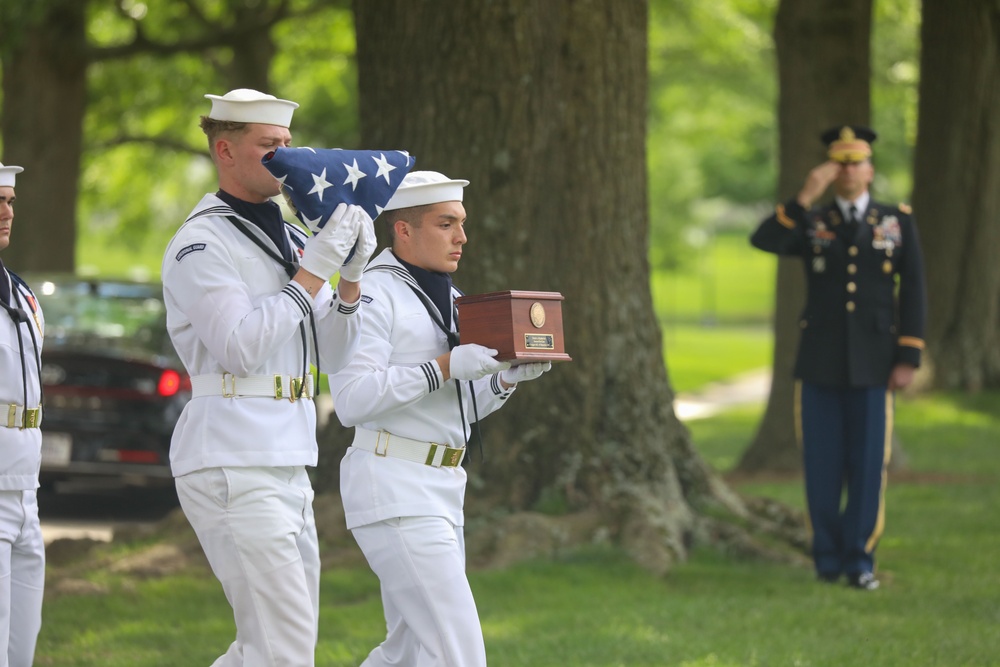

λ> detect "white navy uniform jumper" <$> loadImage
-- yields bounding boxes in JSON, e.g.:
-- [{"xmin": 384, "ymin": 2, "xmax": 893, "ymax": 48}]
[
  {"xmin": 332, "ymin": 248, "xmax": 515, "ymax": 667},
  {"xmin": 162, "ymin": 193, "xmax": 360, "ymax": 667},
  {"xmin": 0, "ymin": 263, "xmax": 45, "ymax": 667}
]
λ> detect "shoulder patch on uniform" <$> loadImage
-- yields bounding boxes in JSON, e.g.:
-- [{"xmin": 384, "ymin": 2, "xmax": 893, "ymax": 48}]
[
  {"xmin": 175, "ymin": 243, "xmax": 207, "ymax": 262},
  {"xmin": 898, "ymin": 203, "xmax": 912, "ymax": 214},
  {"xmin": 360, "ymin": 295, "xmax": 374, "ymax": 304}
]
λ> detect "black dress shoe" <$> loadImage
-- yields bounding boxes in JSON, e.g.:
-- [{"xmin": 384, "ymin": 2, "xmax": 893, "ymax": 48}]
[
  {"xmin": 847, "ymin": 572, "xmax": 880, "ymax": 590},
  {"xmin": 817, "ymin": 572, "xmax": 841, "ymax": 583}
]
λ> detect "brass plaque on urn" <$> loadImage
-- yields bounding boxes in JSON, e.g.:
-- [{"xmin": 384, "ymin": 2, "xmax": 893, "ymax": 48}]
[{"xmin": 455, "ymin": 290, "xmax": 572, "ymax": 364}]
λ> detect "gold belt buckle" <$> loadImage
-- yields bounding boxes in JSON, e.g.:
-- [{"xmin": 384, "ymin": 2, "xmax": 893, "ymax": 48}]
[
  {"xmin": 22, "ymin": 408, "xmax": 40, "ymax": 429},
  {"xmin": 290, "ymin": 376, "xmax": 312, "ymax": 402},
  {"xmin": 7, "ymin": 404, "xmax": 16, "ymax": 429},
  {"xmin": 221, "ymin": 374, "xmax": 237, "ymax": 398},
  {"xmin": 374, "ymin": 431, "xmax": 389, "ymax": 457},
  {"xmin": 274, "ymin": 375, "xmax": 284, "ymax": 400},
  {"xmin": 440, "ymin": 446, "xmax": 463, "ymax": 468}
]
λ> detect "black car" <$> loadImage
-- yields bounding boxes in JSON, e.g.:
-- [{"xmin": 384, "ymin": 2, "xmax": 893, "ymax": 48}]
[{"xmin": 28, "ymin": 276, "xmax": 188, "ymax": 489}]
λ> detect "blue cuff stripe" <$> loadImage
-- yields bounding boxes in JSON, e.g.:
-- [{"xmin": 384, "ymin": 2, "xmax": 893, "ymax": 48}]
[
  {"xmin": 282, "ymin": 284, "xmax": 311, "ymax": 317},
  {"xmin": 420, "ymin": 362, "xmax": 440, "ymax": 392},
  {"xmin": 337, "ymin": 298, "xmax": 360, "ymax": 315}
]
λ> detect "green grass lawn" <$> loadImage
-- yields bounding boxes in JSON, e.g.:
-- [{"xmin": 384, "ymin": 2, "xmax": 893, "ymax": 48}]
[
  {"xmin": 663, "ymin": 324, "xmax": 771, "ymax": 394},
  {"xmin": 651, "ymin": 232, "xmax": 776, "ymax": 326},
  {"xmin": 55, "ymin": 223, "xmax": 993, "ymax": 666},
  {"xmin": 35, "ymin": 391, "xmax": 1000, "ymax": 666}
]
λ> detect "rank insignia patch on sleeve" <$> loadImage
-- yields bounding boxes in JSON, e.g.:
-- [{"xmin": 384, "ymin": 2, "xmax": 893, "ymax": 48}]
[{"xmin": 176, "ymin": 243, "xmax": 207, "ymax": 262}]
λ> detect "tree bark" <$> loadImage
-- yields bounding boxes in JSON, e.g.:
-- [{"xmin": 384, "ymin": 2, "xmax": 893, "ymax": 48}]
[
  {"xmin": 913, "ymin": 0, "xmax": 1000, "ymax": 391},
  {"xmin": 1, "ymin": 0, "xmax": 87, "ymax": 273},
  {"xmin": 343, "ymin": 0, "xmax": 805, "ymax": 574},
  {"xmin": 737, "ymin": 0, "xmax": 873, "ymax": 473}
]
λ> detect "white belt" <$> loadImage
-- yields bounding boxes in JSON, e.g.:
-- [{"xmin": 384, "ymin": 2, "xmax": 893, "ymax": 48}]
[
  {"xmin": 351, "ymin": 428, "xmax": 465, "ymax": 468},
  {"xmin": 4, "ymin": 404, "xmax": 42, "ymax": 429},
  {"xmin": 190, "ymin": 373, "xmax": 314, "ymax": 401}
]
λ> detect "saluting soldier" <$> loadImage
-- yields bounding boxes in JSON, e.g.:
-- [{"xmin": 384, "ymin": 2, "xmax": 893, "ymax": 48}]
[
  {"xmin": 0, "ymin": 161, "xmax": 46, "ymax": 666},
  {"xmin": 161, "ymin": 89, "xmax": 375, "ymax": 665},
  {"xmin": 751, "ymin": 126, "xmax": 927, "ymax": 590}
]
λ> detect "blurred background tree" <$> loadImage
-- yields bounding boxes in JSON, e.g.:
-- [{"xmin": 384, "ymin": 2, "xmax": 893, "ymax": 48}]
[{"xmin": 0, "ymin": 0, "xmax": 918, "ymax": 279}]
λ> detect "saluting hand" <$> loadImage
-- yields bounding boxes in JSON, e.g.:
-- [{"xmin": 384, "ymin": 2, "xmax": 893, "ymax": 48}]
[{"xmin": 796, "ymin": 161, "xmax": 841, "ymax": 208}]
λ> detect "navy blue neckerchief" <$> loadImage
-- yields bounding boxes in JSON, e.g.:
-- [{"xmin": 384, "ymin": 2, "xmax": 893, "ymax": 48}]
[
  {"xmin": 217, "ymin": 190, "xmax": 293, "ymax": 264},
  {"xmin": 393, "ymin": 252, "xmax": 455, "ymax": 331},
  {"xmin": 0, "ymin": 258, "xmax": 9, "ymax": 306}
]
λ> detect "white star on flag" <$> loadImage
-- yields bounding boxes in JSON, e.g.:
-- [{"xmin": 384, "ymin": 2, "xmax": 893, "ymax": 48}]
[
  {"xmin": 308, "ymin": 167, "xmax": 333, "ymax": 201},
  {"xmin": 343, "ymin": 159, "xmax": 366, "ymax": 191},
  {"xmin": 372, "ymin": 153, "xmax": 396, "ymax": 183}
]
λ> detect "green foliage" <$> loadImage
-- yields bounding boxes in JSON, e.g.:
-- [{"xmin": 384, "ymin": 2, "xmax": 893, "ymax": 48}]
[
  {"xmin": 647, "ymin": 0, "xmax": 779, "ymax": 270},
  {"xmin": 871, "ymin": 0, "xmax": 921, "ymax": 202},
  {"xmin": 272, "ymin": 8, "xmax": 359, "ymax": 149},
  {"xmin": 645, "ymin": 0, "xmax": 921, "ymax": 272},
  {"xmin": 76, "ymin": 0, "xmax": 358, "ymax": 251},
  {"xmin": 35, "ymin": 393, "xmax": 1000, "ymax": 665},
  {"xmin": 36, "ymin": 0, "xmax": 920, "ymax": 279}
]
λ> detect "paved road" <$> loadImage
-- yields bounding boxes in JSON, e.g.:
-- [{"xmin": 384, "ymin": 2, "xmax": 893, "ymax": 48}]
[{"xmin": 674, "ymin": 368, "xmax": 770, "ymax": 421}]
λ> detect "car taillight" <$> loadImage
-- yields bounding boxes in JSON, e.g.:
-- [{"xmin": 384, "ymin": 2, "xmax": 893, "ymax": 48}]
[{"xmin": 157, "ymin": 370, "xmax": 186, "ymax": 397}]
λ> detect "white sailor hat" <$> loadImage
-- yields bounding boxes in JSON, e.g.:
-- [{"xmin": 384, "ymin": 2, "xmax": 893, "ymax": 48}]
[
  {"xmin": 0, "ymin": 162, "xmax": 23, "ymax": 188},
  {"xmin": 204, "ymin": 88, "xmax": 299, "ymax": 128},
  {"xmin": 383, "ymin": 170, "xmax": 470, "ymax": 210}
]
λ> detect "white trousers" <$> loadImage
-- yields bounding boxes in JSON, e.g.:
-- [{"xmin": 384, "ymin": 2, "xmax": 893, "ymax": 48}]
[
  {"xmin": 352, "ymin": 516, "xmax": 486, "ymax": 667},
  {"xmin": 176, "ymin": 466, "xmax": 320, "ymax": 667},
  {"xmin": 0, "ymin": 490, "xmax": 45, "ymax": 667}
]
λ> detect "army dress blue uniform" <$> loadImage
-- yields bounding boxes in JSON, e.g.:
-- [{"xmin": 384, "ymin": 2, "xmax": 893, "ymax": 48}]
[{"xmin": 751, "ymin": 195, "xmax": 926, "ymax": 582}]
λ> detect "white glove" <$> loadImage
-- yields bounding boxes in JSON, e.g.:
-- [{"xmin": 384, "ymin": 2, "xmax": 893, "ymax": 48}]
[
  {"xmin": 448, "ymin": 344, "xmax": 511, "ymax": 381},
  {"xmin": 500, "ymin": 362, "xmax": 552, "ymax": 386},
  {"xmin": 338, "ymin": 209, "xmax": 376, "ymax": 282},
  {"xmin": 300, "ymin": 203, "xmax": 363, "ymax": 281}
]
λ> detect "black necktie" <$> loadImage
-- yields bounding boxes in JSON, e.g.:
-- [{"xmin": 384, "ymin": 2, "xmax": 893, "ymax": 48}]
[
  {"xmin": 847, "ymin": 205, "xmax": 858, "ymax": 226},
  {"xmin": 0, "ymin": 260, "xmax": 10, "ymax": 307}
]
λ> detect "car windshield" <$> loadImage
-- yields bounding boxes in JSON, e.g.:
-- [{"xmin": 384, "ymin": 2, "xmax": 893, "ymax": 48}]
[{"xmin": 33, "ymin": 279, "xmax": 173, "ymax": 359}]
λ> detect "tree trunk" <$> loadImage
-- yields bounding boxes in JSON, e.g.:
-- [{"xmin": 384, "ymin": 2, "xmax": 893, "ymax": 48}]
[
  {"xmin": 341, "ymin": 0, "xmax": 805, "ymax": 574},
  {"xmin": 913, "ymin": 0, "xmax": 1000, "ymax": 391},
  {"xmin": 1, "ymin": 0, "xmax": 87, "ymax": 274},
  {"xmin": 737, "ymin": 0, "xmax": 873, "ymax": 473}
]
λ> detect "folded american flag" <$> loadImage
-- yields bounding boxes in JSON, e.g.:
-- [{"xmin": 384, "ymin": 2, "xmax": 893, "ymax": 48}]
[{"xmin": 262, "ymin": 147, "xmax": 415, "ymax": 231}]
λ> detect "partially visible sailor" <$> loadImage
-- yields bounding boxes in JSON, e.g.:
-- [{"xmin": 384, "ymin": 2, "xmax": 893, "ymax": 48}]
[{"xmin": 0, "ymin": 159, "xmax": 46, "ymax": 667}]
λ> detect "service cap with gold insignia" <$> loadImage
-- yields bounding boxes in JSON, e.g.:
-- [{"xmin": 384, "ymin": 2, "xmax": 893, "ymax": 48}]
[{"xmin": 821, "ymin": 125, "xmax": 877, "ymax": 164}]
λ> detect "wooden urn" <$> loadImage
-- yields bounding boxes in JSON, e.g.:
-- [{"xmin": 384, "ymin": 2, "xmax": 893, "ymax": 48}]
[{"xmin": 455, "ymin": 290, "xmax": 572, "ymax": 365}]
